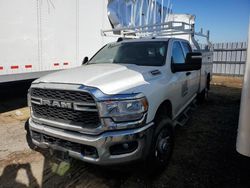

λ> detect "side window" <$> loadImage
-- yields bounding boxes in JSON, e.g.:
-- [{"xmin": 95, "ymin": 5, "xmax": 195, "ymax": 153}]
[
  {"xmin": 171, "ymin": 41, "xmax": 185, "ymax": 64},
  {"xmin": 182, "ymin": 42, "xmax": 192, "ymax": 58}
]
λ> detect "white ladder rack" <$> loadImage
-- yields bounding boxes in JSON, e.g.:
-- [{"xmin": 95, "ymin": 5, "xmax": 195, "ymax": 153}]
[{"xmin": 101, "ymin": 21, "xmax": 211, "ymax": 50}]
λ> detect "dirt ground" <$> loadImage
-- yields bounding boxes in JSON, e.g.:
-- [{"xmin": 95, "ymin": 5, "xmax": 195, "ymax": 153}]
[{"xmin": 0, "ymin": 76, "xmax": 250, "ymax": 188}]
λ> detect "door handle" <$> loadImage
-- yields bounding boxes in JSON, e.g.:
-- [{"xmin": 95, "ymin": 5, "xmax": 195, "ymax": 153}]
[{"xmin": 186, "ymin": 72, "xmax": 191, "ymax": 76}]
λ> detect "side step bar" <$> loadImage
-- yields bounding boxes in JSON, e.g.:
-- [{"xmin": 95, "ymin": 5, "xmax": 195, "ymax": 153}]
[{"xmin": 174, "ymin": 99, "xmax": 197, "ymax": 127}]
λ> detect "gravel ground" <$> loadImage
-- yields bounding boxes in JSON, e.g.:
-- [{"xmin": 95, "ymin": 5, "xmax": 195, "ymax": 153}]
[{"xmin": 0, "ymin": 77, "xmax": 249, "ymax": 188}]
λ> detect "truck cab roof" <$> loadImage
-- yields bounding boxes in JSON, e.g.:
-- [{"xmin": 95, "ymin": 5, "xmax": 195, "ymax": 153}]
[{"xmin": 114, "ymin": 37, "xmax": 190, "ymax": 45}]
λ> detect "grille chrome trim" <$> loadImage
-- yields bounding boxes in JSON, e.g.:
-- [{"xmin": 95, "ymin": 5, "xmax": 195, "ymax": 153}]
[
  {"xmin": 31, "ymin": 97, "xmax": 98, "ymax": 112},
  {"xmin": 31, "ymin": 97, "xmax": 42, "ymax": 105},
  {"xmin": 30, "ymin": 87, "xmax": 95, "ymax": 103},
  {"xmin": 73, "ymin": 102, "xmax": 98, "ymax": 112}
]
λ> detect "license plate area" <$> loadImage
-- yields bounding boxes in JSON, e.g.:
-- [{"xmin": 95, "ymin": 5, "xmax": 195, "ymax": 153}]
[
  {"xmin": 31, "ymin": 131, "xmax": 99, "ymax": 159},
  {"xmin": 51, "ymin": 148, "xmax": 70, "ymax": 162}
]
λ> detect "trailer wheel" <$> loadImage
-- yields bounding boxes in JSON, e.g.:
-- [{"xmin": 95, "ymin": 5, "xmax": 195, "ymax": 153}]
[{"xmin": 145, "ymin": 117, "xmax": 174, "ymax": 173}]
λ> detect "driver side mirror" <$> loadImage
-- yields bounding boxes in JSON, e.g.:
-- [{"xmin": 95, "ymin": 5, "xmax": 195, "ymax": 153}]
[
  {"xmin": 82, "ymin": 56, "xmax": 88, "ymax": 65},
  {"xmin": 172, "ymin": 52, "xmax": 202, "ymax": 72}
]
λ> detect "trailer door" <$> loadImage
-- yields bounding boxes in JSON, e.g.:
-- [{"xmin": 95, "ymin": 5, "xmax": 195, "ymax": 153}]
[
  {"xmin": 40, "ymin": 0, "xmax": 78, "ymax": 71},
  {"xmin": 0, "ymin": 0, "xmax": 39, "ymax": 77}
]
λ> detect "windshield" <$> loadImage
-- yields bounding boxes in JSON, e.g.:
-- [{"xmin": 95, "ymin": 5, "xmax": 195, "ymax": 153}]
[{"xmin": 88, "ymin": 41, "xmax": 168, "ymax": 66}]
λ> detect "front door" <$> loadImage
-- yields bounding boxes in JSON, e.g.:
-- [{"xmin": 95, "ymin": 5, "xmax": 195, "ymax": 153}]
[
  {"xmin": 181, "ymin": 41, "xmax": 200, "ymax": 100},
  {"xmin": 171, "ymin": 41, "xmax": 190, "ymax": 113}
]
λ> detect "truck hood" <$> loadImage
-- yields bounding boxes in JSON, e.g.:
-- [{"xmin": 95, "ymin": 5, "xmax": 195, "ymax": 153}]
[{"xmin": 34, "ymin": 64, "xmax": 161, "ymax": 94}]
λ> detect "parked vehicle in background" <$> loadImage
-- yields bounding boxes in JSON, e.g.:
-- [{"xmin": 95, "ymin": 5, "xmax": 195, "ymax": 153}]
[
  {"xmin": 0, "ymin": 0, "xmax": 113, "ymax": 83},
  {"xmin": 27, "ymin": 15, "xmax": 213, "ymax": 170}
]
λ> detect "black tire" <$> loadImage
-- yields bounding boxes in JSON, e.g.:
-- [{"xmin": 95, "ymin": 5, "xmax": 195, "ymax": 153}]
[
  {"xmin": 197, "ymin": 75, "xmax": 210, "ymax": 104},
  {"xmin": 207, "ymin": 75, "xmax": 211, "ymax": 90},
  {"xmin": 197, "ymin": 89, "xmax": 206, "ymax": 104},
  {"xmin": 145, "ymin": 117, "xmax": 174, "ymax": 173}
]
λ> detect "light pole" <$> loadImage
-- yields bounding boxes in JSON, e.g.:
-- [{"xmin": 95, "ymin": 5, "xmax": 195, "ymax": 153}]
[{"xmin": 236, "ymin": 23, "xmax": 250, "ymax": 157}]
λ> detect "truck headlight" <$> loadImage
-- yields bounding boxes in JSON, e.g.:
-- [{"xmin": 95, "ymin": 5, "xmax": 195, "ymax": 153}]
[{"xmin": 98, "ymin": 97, "xmax": 148, "ymax": 122}]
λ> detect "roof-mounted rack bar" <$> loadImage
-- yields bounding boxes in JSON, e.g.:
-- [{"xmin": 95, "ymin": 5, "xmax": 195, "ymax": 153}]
[{"xmin": 101, "ymin": 21, "xmax": 211, "ymax": 50}]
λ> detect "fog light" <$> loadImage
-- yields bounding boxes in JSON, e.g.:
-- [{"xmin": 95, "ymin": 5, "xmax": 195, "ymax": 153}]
[
  {"xmin": 81, "ymin": 145, "xmax": 99, "ymax": 159},
  {"xmin": 110, "ymin": 141, "xmax": 138, "ymax": 155}
]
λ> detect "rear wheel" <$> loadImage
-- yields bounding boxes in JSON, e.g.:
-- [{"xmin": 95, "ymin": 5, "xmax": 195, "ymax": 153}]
[
  {"xmin": 197, "ymin": 89, "xmax": 206, "ymax": 103},
  {"xmin": 197, "ymin": 75, "xmax": 211, "ymax": 103},
  {"xmin": 207, "ymin": 75, "xmax": 211, "ymax": 90}
]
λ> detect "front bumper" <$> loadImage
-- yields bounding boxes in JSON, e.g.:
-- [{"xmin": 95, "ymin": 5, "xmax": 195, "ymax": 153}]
[{"xmin": 29, "ymin": 118, "xmax": 154, "ymax": 165}]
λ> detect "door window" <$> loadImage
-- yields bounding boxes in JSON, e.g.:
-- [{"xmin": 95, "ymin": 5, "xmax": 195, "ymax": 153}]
[
  {"xmin": 171, "ymin": 42, "xmax": 185, "ymax": 64},
  {"xmin": 181, "ymin": 42, "xmax": 192, "ymax": 58}
]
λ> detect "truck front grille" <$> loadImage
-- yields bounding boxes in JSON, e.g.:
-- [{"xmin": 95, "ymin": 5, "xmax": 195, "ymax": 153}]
[
  {"xmin": 32, "ymin": 103, "xmax": 100, "ymax": 128},
  {"xmin": 31, "ymin": 88, "xmax": 95, "ymax": 103},
  {"xmin": 30, "ymin": 88, "xmax": 100, "ymax": 129}
]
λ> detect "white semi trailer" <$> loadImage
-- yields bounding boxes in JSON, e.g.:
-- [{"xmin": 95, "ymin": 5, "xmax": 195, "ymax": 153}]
[
  {"xmin": 0, "ymin": 0, "xmax": 114, "ymax": 83},
  {"xmin": 0, "ymin": 0, "xmax": 173, "ymax": 83}
]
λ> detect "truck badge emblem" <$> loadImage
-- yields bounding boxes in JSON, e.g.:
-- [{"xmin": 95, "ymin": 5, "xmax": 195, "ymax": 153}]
[{"xmin": 41, "ymin": 99, "xmax": 73, "ymax": 109}]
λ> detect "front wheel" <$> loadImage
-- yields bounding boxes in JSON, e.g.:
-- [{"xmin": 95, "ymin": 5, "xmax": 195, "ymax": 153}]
[{"xmin": 145, "ymin": 117, "xmax": 174, "ymax": 172}]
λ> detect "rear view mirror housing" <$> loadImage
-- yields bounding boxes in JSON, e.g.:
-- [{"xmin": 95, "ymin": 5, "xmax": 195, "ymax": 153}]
[
  {"xmin": 172, "ymin": 52, "xmax": 202, "ymax": 72},
  {"xmin": 82, "ymin": 56, "xmax": 89, "ymax": 65}
]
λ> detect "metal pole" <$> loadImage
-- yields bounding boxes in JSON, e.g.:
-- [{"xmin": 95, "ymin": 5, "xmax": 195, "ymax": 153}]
[
  {"xmin": 161, "ymin": 0, "xmax": 164, "ymax": 24},
  {"xmin": 165, "ymin": 0, "xmax": 170, "ymax": 22},
  {"xmin": 154, "ymin": 0, "xmax": 156, "ymax": 24},
  {"xmin": 139, "ymin": 0, "xmax": 144, "ymax": 26},
  {"xmin": 131, "ymin": 2, "xmax": 134, "ymax": 26},
  {"xmin": 146, "ymin": 0, "xmax": 152, "ymax": 25},
  {"xmin": 236, "ymin": 23, "xmax": 250, "ymax": 157}
]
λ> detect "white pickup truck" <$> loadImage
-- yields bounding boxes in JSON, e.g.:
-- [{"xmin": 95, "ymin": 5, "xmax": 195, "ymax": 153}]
[{"xmin": 27, "ymin": 25, "xmax": 212, "ymax": 170}]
